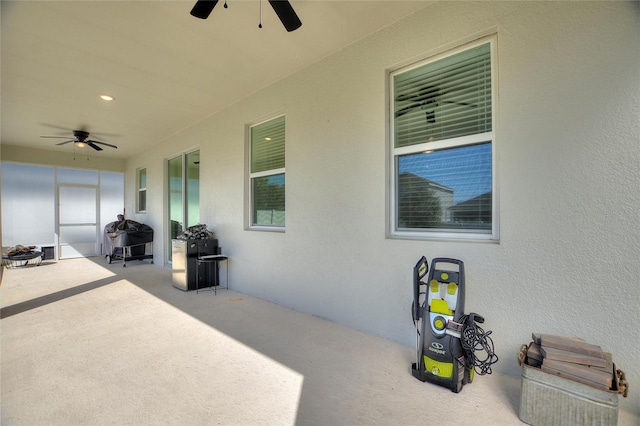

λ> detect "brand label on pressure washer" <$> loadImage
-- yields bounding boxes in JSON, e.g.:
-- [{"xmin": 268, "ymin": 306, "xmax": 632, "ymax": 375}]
[{"xmin": 428, "ymin": 342, "xmax": 446, "ymax": 355}]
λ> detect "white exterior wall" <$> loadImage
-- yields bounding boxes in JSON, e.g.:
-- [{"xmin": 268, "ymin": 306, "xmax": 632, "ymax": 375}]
[{"xmin": 126, "ymin": 2, "xmax": 640, "ymax": 417}]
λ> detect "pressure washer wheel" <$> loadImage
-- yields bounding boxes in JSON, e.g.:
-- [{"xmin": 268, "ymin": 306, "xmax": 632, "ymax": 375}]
[
  {"xmin": 454, "ymin": 376, "xmax": 464, "ymax": 393},
  {"xmin": 465, "ymin": 366, "xmax": 474, "ymax": 384}
]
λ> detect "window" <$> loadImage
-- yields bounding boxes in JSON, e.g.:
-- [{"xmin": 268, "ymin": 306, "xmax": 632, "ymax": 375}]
[
  {"xmin": 390, "ymin": 37, "xmax": 497, "ymax": 240},
  {"xmin": 249, "ymin": 115, "xmax": 285, "ymax": 229},
  {"xmin": 137, "ymin": 168, "xmax": 147, "ymax": 213}
]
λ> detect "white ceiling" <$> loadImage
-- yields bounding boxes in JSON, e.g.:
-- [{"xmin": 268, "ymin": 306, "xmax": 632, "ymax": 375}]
[{"xmin": 1, "ymin": 0, "xmax": 432, "ymax": 159}]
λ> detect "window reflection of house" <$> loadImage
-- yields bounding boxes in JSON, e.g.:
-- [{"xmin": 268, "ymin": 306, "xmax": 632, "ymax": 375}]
[
  {"xmin": 397, "ymin": 172, "xmax": 454, "ymax": 228},
  {"xmin": 448, "ymin": 192, "xmax": 492, "ymax": 229}
]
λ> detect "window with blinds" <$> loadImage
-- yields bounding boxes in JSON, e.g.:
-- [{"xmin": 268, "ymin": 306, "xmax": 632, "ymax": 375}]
[
  {"xmin": 390, "ymin": 38, "xmax": 497, "ymax": 240},
  {"xmin": 250, "ymin": 115, "xmax": 285, "ymax": 228}
]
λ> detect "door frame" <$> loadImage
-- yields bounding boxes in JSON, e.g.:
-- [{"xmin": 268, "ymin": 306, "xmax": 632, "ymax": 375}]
[
  {"xmin": 165, "ymin": 149, "xmax": 200, "ymax": 265},
  {"xmin": 56, "ymin": 183, "xmax": 100, "ymax": 259}
]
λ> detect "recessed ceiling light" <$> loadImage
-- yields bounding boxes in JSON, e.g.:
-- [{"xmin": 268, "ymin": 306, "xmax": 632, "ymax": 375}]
[{"xmin": 100, "ymin": 94, "xmax": 114, "ymax": 101}]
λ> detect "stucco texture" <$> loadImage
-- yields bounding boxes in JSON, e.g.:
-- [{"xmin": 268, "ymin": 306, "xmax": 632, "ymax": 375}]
[{"xmin": 126, "ymin": 1, "xmax": 640, "ymax": 418}]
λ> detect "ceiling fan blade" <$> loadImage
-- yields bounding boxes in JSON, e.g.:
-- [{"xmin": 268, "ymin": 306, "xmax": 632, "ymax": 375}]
[
  {"xmin": 442, "ymin": 100, "xmax": 477, "ymax": 108},
  {"xmin": 90, "ymin": 131, "xmax": 122, "ymax": 138},
  {"xmin": 268, "ymin": 0, "xmax": 302, "ymax": 32},
  {"xmin": 396, "ymin": 86, "xmax": 439, "ymax": 102},
  {"xmin": 40, "ymin": 123, "xmax": 73, "ymax": 131},
  {"xmin": 190, "ymin": 0, "xmax": 219, "ymax": 19},
  {"xmin": 55, "ymin": 140, "xmax": 74, "ymax": 146},
  {"xmin": 41, "ymin": 135, "xmax": 71, "ymax": 139},
  {"xmin": 87, "ymin": 142, "xmax": 104, "ymax": 151},
  {"xmin": 88, "ymin": 140, "xmax": 118, "ymax": 149},
  {"xmin": 395, "ymin": 103, "xmax": 424, "ymax": 118}
]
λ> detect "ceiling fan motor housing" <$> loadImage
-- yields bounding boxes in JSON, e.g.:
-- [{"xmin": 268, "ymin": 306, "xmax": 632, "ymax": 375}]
[{"xmin": 73, "ymin": 130, "xmax": 90, "ymax": 141}]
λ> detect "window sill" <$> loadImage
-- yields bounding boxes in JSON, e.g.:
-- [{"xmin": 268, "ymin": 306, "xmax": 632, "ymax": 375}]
[
  {"xmin": 388, "ymin": 230, "xmax": 499, "ymax": 243},
  {"xmin": 248, "ymin": 226, "xmax": 285, "ymax": 233}
]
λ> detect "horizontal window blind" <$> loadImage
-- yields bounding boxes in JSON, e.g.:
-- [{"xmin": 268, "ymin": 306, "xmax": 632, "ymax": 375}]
[
  {"xmin": 394, "ymin": 42, "xmax": 491, "ymax": 148},
  {"xmin": 138, "ymin": 168, "xmax": 146, "ymax": 189},
  {"xmin": 251, "ymin": 115, "xmax": 285, "ymax": 173}
]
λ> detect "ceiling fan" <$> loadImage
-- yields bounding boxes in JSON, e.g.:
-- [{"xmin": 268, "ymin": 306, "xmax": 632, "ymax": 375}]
[
  {"xmin": 190, "ymin": 0, "xmax": 302, "ymax": 32},
  {"xmin": 40, "ymin": 130, "xmax": 118, "ymax": 151},
  {"xmin": 395, "ymin": 85, "xmax": 477, "ymax": 124}
]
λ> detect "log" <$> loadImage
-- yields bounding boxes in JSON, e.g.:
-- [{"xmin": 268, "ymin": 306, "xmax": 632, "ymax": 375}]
[{"xmin": 540, "ymin": 346, "xmax": 606, "ymax": 368}]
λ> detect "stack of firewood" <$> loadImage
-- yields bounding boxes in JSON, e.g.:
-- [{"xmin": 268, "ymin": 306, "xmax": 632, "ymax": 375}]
[{"xmin": 523, "ymin": 333, "xmax": 616, "ymax": 391}]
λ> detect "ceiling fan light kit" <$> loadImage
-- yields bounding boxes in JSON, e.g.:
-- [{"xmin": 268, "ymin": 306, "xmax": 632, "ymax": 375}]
[{"xmin": 190, "ymin": 0, "xmax": 302, "ymax": 32}]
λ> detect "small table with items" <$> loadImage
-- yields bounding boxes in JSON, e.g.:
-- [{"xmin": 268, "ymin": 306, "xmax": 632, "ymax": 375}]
[{"xmin": 196, "ymin": 254, "xmax": 229, "ymax": 295}]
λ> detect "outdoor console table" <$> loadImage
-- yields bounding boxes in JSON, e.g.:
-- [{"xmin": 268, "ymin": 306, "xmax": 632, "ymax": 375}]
[{"xmin": 196, "ymin": 254, "xmax": 229, "ymax": 295}]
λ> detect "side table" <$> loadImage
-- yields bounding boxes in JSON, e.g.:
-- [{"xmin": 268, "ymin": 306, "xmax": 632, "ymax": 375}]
[{"xmin": 196, "ymin": 255, "xmax": 229, "ymax": 295}]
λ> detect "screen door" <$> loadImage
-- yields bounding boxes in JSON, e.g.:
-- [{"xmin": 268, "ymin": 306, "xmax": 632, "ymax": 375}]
[{"xmin": 58, "ymin": 185, "xmax": 98, "ymax": 259}]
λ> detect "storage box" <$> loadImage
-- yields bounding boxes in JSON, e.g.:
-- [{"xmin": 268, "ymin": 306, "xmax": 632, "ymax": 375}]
[
  {"xmin": 40, "ymin": 246, "xmax": 55, "ymax": 260},
  {"xmin": 519, "ymin": 362, "xmax": 621, "ymax": 425}
]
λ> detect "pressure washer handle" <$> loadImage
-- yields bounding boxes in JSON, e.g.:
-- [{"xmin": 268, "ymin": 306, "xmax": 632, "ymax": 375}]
[
  {"xmin": 413, "ymin": 256, "xmax": 428, "ymax": 320},
  {"xmin": 432, "ymin": 257, "xmax": 465, "ymax": 266},
  {"xmin": 431, "ymin": 258, "xmax": 465, "ymax": 283}
]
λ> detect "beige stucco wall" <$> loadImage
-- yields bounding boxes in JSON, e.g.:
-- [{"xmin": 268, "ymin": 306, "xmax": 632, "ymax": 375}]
[{"xmin": 124, "ymin": 1, "xmax": 639, "ymax": 417}]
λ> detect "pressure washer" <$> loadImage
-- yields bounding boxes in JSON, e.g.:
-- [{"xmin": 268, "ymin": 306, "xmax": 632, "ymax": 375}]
[{"xmin": 411, "ymin": 256, "xmax": 498, "ymax": 393}]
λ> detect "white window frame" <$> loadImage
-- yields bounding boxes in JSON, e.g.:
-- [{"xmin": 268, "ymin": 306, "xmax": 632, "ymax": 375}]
[
  {"xmin": 246, "ymin": 114, "xmax": 286, "ymax": 232},
  {"xmin": 136, "ymin": 167, "xmax": 147, "ymax": 213},
  {"xmin": 388, "ymin": 36, "xmax": 499, "ymax": 242}
]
